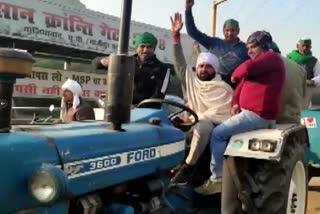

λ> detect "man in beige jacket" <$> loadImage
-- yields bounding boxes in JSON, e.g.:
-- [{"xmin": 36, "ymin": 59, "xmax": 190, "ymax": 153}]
[
  {"xmin": 170, "ymin": 13, "xmax": 233, "ymax": 186},
  {"xmin": 272, "ymin": 42, "xmax": 306, "ymax": 124}
]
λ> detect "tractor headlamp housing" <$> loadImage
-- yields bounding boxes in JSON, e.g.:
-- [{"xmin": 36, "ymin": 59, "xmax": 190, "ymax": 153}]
[
  {"xmin": 29, "ymin": 165, "xmax": 67, "ymax": 204},
  {"xmin": 248, "ymin": 138, "xmax": 277, "ymax": 152}
]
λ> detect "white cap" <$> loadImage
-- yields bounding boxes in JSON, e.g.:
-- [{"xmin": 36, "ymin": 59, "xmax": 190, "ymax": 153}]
[
  {"xmin": 61, "ymin": 78, "xmax": 83, "ymax": 109},
  {"xmin": 196, "ymin": 52, "xmax": 220, "ymax": 73}
]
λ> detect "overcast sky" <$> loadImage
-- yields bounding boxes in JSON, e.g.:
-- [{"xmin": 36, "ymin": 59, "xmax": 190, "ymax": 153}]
[{"xmin": 80, "ymin": 0, "xmax": 320, "ymax": 57}]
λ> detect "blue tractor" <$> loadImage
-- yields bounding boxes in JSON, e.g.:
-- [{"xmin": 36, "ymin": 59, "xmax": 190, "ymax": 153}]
[
  {"xmin": 0, "ymin": 1, "xmax": 198, "ymax": 213},
  {"xmin": 0, "ymin": 49, "xmax": 199, "ymax": 213}
]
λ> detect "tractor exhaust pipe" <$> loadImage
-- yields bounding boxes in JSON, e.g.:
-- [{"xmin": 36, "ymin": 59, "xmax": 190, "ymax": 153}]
[
  {"xmin": 0, "ymin": 80, "xmax": 14, "ymax": 132},
  {"xmin": 106, "ymin": 0, "xmax": 135, "ymax": 131},
  {"xmin": 0, "ymin": 48, "xmax": 34, "ymax": 132}
]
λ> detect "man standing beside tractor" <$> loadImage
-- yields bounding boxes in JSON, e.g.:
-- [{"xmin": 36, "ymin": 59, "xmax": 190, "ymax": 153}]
[{"xmin": 287, "ymin": 38, "xmax": 320, "ymax": 108}]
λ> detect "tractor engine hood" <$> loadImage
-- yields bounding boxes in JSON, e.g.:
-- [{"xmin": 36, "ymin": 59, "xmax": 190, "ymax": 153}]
[{"xmin": 9, "ymin": 109, "xmax": 185, "ymax": 197}]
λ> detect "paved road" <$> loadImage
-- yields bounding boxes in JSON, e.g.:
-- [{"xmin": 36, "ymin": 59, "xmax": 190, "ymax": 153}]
[
  {"xmin": 162, "ymin": 177, "xmax": 320, "ymax": 213},
  {"xmin": 308, "ymin": 177, "xmax": 320, "ymax": 214},
  {"xmin": 194, "ymin": 177, "xmax": 320, "ymax": 214}
]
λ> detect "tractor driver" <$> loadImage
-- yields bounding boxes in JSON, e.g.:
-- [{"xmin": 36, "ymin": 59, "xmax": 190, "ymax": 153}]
[{"xmin": 93, "ymin": 32, "xmax": 172, "ymax": 107}]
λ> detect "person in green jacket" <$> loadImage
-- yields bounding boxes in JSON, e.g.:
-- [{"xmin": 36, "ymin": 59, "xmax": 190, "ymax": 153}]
[{"xmin": 287, "ymin": 38, "xmax": 320, "ymax": 108}]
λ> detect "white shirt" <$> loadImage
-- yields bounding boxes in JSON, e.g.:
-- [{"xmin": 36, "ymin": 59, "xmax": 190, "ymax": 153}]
[{"xmin": 311, "ymin": 61, "xmax": 320, "ymax": 86}]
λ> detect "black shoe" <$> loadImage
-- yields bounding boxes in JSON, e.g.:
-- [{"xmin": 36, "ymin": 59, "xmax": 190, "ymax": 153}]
[{"xmin": 170, "ymin": 163, "xmax": 194, "ymax": 186}]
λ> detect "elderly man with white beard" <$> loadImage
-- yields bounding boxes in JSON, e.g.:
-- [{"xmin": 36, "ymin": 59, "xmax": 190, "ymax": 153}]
[
  {"xmin": 170, "ymin": 13, "xmax": 233, "ymax": 186},
  {"xmin": 61, "ymin": 78, "xmax": 95, "ymax": 122}
]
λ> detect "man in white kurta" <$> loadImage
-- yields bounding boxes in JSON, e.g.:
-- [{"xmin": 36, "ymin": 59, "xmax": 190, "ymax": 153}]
[{"xmin": 170, "ymin": 13, "xmax": 233, "ymax": 185}]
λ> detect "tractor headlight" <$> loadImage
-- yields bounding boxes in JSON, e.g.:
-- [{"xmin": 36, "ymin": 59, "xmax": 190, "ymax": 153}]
[
  {"xmin": 248, "ymin": 139, "xmax": 260, "ymax": 151},
  {"xmin": 29, "ymin": 166, "xmax": 67, "ymax": 204},
  {"xmin": 248, "ymin": 138, "xmax": 277, "ymax": 152},
  {"xmin": 30, "ymin": 171, "xmax": 57, "ymax": 203}
]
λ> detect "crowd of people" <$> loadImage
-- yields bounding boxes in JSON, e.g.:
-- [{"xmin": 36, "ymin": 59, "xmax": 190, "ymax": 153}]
[{"xmin": 58, "ymin": 0, "xmax": 318, "ymax": 210}]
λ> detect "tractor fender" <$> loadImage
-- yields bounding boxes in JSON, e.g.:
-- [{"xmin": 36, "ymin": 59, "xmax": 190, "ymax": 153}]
[{"xmin": 224, "ymin": 124, "xmax": 308, "ymax": 161}]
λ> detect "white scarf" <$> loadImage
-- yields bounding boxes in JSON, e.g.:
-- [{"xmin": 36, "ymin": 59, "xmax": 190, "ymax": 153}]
[
  {"xmin": 185, "ymin": 67, "xmax": 233, "ymax": 124},
  {"xmin": 61, "ymin": 78, "xmax": 83, "ymax": 109}
]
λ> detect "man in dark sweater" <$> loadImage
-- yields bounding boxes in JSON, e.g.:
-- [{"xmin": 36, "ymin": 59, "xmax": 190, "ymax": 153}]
[
  {"xmin": 185, "ymin": 0, "xmax": 248, "ymax": 88},
  {"xmin": 93, "ymin": 32, "xmax": 173, "ymax": 106},
  {"xmin": 195, "ymin": 31, "xmax": 285, "ymax": 195}
]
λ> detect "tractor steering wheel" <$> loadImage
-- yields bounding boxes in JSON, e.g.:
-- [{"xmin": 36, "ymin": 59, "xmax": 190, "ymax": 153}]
[{"xmin": 137, "ymin": 98, "xmax": 198, "ymax": 131}]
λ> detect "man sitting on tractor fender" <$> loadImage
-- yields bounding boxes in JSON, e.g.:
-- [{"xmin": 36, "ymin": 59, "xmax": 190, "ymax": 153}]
[
  {"xmin": 221, "ymin": 41, "xmax": 306, "ymax": 214},
  {"xmin": 169, "ymin": 12, "xmax": 233, "ymax": 186},
  {"xmin": 195, "ymin": 31, "xmax": 286, "ymax": 195}
]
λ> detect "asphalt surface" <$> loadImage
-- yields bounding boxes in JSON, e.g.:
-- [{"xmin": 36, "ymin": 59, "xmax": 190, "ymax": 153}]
[
  {"xmin": 188, "ymin": 177, "xmax": 320, "ymax": 214},
  {"xmin": 307, "ymin": 177, "xmax": 320, "ymax": 214}
]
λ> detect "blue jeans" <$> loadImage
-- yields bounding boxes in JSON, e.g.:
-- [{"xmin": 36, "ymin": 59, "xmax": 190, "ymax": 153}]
[{"xmin": 209, "ymin": 109, "xmax": 275, "ymax": 180}]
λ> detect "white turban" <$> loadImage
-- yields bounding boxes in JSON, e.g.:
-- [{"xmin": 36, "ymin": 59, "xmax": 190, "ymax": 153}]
[
  {"xmin": 61, "ymin": 78, "xmax": 83, "ymax": 109},
  {"xmin": 196, "ymin": 52, "xmax": 220, "ymax": 73}
]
